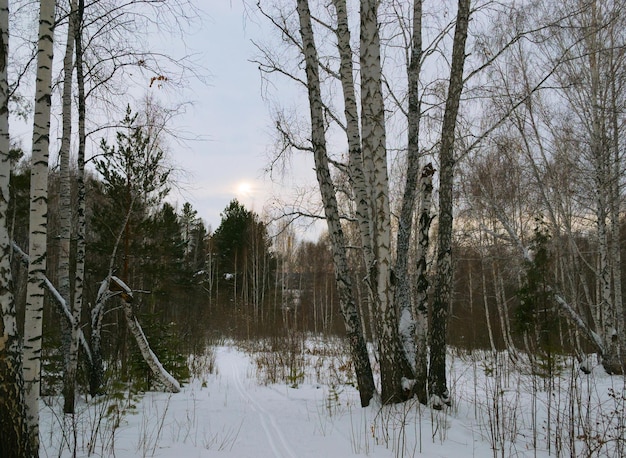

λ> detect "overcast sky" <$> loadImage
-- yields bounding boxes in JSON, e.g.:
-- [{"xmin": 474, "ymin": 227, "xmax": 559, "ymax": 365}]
[
  {"xmin": 8, "ymin": 2, "xmax": 319, "ymax": 238},
  {"xmin": 162, "ymin": 1, "xmax": 319, "ymax": 236}
]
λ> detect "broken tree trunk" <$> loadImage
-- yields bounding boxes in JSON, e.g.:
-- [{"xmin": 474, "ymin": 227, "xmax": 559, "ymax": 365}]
[{"xmin": 111, "ymin": 276, "xmax": 181, "ymax": 393}]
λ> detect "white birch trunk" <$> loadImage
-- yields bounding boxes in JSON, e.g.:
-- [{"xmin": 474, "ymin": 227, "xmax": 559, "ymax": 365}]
[
  {"xmin": 481, "ymin": 260, "xmax": 497, "ymax": 353},
  {"xmin": 23, "ymin": 0, "xmax": 56, "ymax": 449},
  {"xmin": 296, "ymin": 0, "xmax": 375, "ymax": 407},
  {"xmin": 587, "ymin": 1, "xmax": 621, "ymax": 373},
  {"xmin": 0, "ymin": 3, "xmax": 33, "ymax": 453},
  {"xmin": 491, "ymin": 262, "xmax": 515, "ymax": 353},
  {"xmin": 12, "ymin": 241, "xmax": 92, "ymax": 365},
  {"xmin": 361, "ymin": 0, "xmax": 409, "ymax": 404},
  {"xmin": 332, "ymin": 0, "xmax": 376, "ymax": 344},
  {"xmin": 109, "ymin": 276, "xmax": 180, "ymax": 393}
]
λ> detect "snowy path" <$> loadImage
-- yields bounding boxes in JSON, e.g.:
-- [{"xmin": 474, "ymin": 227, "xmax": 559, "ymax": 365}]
[
  {"xmin": 229, "ymin": 359, "xmax": 297, "ymax": 458},
  {"xmin": 40, "ymin": 345, "xmax": 539, "ymax": 457}
]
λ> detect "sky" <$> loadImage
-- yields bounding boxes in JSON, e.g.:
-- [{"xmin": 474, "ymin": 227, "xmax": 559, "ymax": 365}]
[
  {"xmin": 158, "ymin": 1, "xmax": 320, "ymax": 237},
  {"xmin": 7, "ymin": 1, "xmax": 321, "ymax": 239}
]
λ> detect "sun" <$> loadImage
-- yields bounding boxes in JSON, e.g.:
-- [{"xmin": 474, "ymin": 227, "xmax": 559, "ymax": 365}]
[{"xmin": 236, "ymin": 181, "xmax": 253, "ymax": 198}]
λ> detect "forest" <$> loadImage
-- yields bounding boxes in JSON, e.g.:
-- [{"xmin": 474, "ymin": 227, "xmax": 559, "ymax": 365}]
[{"xmin": 1, "ymin": 0, "xmax": 626, "ymax": 457}]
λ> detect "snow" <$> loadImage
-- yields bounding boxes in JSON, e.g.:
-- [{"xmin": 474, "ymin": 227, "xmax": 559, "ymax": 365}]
[{"xmin": 40, "ymin": 343, "xmax": 626, "ymax": 457}]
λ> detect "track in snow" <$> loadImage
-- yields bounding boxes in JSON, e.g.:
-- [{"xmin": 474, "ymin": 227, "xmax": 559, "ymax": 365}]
[{"xmin": 230, "ymin": 361, "xmax": 297, "ymax": 458}]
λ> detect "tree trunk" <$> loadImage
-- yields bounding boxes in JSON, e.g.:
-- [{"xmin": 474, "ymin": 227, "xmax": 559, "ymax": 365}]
[
  {"xmin": 23, "ymin": 0, "xmax": 56, "ymax": 450},
  {"xmin": 360, "ymin": 0, "xmax": 411, "ymax": 405},
  {"xmin": 491, "ymin": 260, "xmax": 515, "ymax": 353},
  {"xmin": 332, "ymin": 0, "xmax": 375, "ymax": 321},
  {"xmin": 89, "ymin": 283, "xmax": 106, "ymax": 396},
  {"xmin": 333, "ymin": 0, "xmax": 377, "ymax": 347},
  {"xmin": 296, "ymin": 0, "xmax": 375, "ymax": 407},
  {"xmin": 395, "ymin": 0, "xmax": 423, "ymax": 375},
  {"xmin": 481, "ymin": 259, "xmax": 497, "ymax": 353},
  {"xmin": 112, "ymin": 275, "xmax": 180, "ymax": 393},
  {"xmin": 59, "ymin": 0, "xmax": 77, "ymax": 415},
  {"xmin": 70, "ymin": 0, "xmax": 88, "ymax": 403},
  {"xmin": 429, "ymin": 0, "xmax": 470, "ymax": 408},
  {"xmin": 414, "ymin": 163, "xmax": 434, "ymax": 404},
  {"xmin": 609, "ymin": 60, "xmax": 624, "ymax": 375},
  {"xmin": 0, "ymin": 2, "xmax": 33, "ymax": 453},
  {"xmin": 587, "ymin": 1, "xmax": 622, "ymax": 374}
]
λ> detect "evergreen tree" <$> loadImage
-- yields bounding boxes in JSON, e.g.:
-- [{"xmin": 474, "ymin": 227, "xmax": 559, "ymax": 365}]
[
  {"xmin": 142, "ymin": 202, "xmax": 188, "ymax": 308},
  {"xmin": 89, "ymin": 106, "xmax": 173, "ymax": 385},
  {"xmin": 211, "ymin": 199, "xmax": 275, "ymax": 313}
]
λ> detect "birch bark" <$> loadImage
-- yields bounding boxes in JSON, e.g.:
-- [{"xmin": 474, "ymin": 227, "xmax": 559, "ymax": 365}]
[
  {"xmin": 70, "ymin": 0, "xmax": 88, "ymax": 404},
  {"xmin": 0, "ymin": 2, "xmax": 33, "ymax": 454},
  {"xmin": 395, "ymin": 0, "xmax": 423, "ymax": 381},
  {"xmin": 360, "ymin": 0, "xmax": 410, "ymax": 404},
  {"xmin": 59, "ymin": 0, "xmax": 78, "ymax": 414},
  {"xmin": 332, "ymin": 0, "xmax": 373, "ymax": 280},
  {"xmin": 586, "ymin": 0, "xmax": 622, "ymax": 373},
  {"xmin": 429, "ymin": 0, "xmax": 470, "ymax": 408},
  {"xmin": 112, "ymin": 276, "xmax": 181, "ymax": 393},
  {"xmin": 332, "ymin": 0, "xmax": 376, "ymax": 344},
  {"xmin": 23, "ymin": 0, "xmax": 56, "ymax": 448},
  {"xmin": 414, "ymin": 163, "xmax": 433, "ymax": 404},
  {"xmin": 296, "ymin": 0, "xmax": 375, "ymax": 407}
]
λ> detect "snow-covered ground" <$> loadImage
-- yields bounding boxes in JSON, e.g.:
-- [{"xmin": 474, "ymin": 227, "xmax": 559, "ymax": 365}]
[{"xmin": 40, "ymin": 342, "xmax": 626, "ymax": 457}]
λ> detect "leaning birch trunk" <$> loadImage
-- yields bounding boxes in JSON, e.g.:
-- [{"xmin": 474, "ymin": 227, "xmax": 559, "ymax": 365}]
[
  {"xmin": 59, "ymin": 0, "xmax": 77, "ymax": 414},
  {"xmin": 123, "ymin": 302, "xmax": 180, "ymax": 392},
  {"xmin": 429, "ymin": 0, "xmax": 470, "ymax": 409},
  {"xmin": 11, "ymin": 241, "xmax": 92, "ymax": 367},
  {"xmin": 110, "ymin": 276, "xmax": 180, "ymax": 393},
  {"xmin": 495, "ymin": 204, "xmax": 607, "ymax": 360},
  {"xmin": 296, "ymin": 0, "xmax": 375, "ymax": 407},
  {"xmin": 23, "ymin": 0, "xmax": 56, "ymax": 449},
  {"xmin": 0, "ymin": 3, "xmax": 33, "ymax": 454},
  {"xmin": 361, "ymin": 0, "xmax": 411, "ymax": 404},
  {"xmin": 89, "ymin": 178, "xmax": 134, "ymax": 395},
  {"xmin": 395, "ymin": 0, "xmax": 424, "ymax": 377}
]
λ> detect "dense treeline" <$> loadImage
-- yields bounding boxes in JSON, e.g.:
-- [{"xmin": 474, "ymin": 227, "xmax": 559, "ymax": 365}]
[
  {"xmin": 11, "ymin": 136, "xmax": 626, "ymax": 391},
  {"xmin": 9, "ymin": 143, "xmax": 348, "ymax": 392}
]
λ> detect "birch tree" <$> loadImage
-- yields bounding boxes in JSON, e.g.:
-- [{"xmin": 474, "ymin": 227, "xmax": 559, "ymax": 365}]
[
  {"xmin": 68, "ymin": 0, "xmax": 87, "ymax": 412},
  {"xmin": 88, "ymin": 104, "xmax": 181, "ymax": 393},
  {"xmin": 23, "ymin": 0, "xmax": 56, "ymax": 450},
  {"xmin": 255, "ymin": 0, "xmax": 479, "ymax": 405},
  {"xmin": 427, "ymin": 0, "xmax": 470, "ymax": 408},
  {"xmin": 0, "ymin": 1, "xmax": 32, "ymax": 454},
  {"xmin": 472, "ymin": 0, "xmax": 626, "ymax": 374},
  {"xmin": 296, "ymin": 0, "xmax": 375, "ymax": 406},
  {"xmin": 360, "ymin": 0, "xmax": 415, "ymax": 404},
  {"xmin": 58, "ymin": 0, "xmax": 79, "ymax": 415},
  {"xmin": 550, "ymin": 0, "xmax": 626, "ymax": 374}
]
